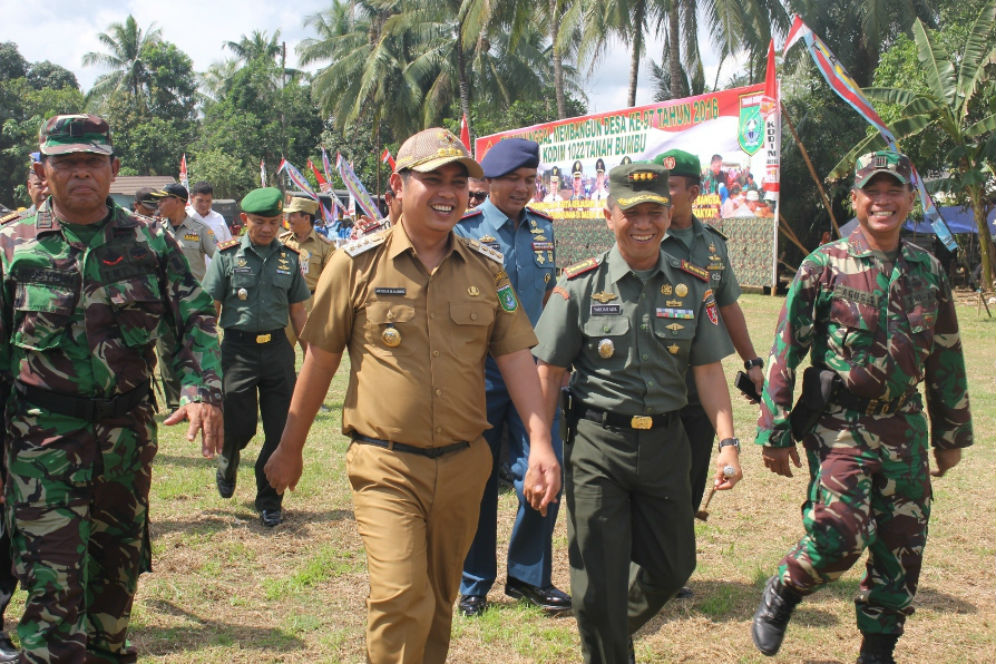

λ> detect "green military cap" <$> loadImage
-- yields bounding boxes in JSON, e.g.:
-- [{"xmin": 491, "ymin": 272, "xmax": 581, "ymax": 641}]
[
  {"xmin": 609, "ymin": 163, "xmax": 671, "ymax": 210},
  {"xmin": 241, "ymin": 187, "xmax": 284, "ymax": 217},
  {"xmin": 854, "ymin": 150, "xmax": 912, "ymax": 188},
  {"xmin": 395, "ymin": 127, "xmax": 484, "ymax": 178},
  {"xmin": 284, "ymin": 196, "xmax": 319, "ymax": 215},
  {"xmin": 39, "ymin": 114, "xmax": 113, "ymax": 156},
  {"xmin": 654, "ymin": 149, "xmax": 700, "ymax": 179}
]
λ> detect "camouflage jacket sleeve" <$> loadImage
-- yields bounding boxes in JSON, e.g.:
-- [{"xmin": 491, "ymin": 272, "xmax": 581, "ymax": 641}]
[
  {"xmin": 153, "ymin": 222, "xmax": 223, "ymax": 406},
  {"xmin": 923, "ymin": 271, "xmax": 972, "ymax": 449},
  {"xmin": 755, "ymin": 253, "xmax": 825, "ymax": 447}
]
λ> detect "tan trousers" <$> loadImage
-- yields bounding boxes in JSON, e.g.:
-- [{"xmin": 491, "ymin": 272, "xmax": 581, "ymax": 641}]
[{"xmin": 347, "ymin": 437, "xmax": 491, "ymax": 664}]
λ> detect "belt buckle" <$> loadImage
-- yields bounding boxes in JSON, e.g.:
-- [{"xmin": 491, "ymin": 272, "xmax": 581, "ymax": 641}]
[
  {"xmin": 630, "ymin": 415, "xmax": 653, "ymax": 430},
  {"xmin": 255, "ymin": 333, "xmax": 271, "ymax": 344}
]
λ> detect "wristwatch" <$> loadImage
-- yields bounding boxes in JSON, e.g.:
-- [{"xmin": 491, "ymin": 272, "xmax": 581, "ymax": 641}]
[
  {"xmin": 718, "ymin": 437, "xmax": 741, "ymax": 454},
  {"xmin": 744, "ymin": 357, "xmax": 764, "ymax": 370}
]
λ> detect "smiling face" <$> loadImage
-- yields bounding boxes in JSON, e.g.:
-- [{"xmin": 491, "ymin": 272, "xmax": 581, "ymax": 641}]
[
  {"xmin": 851, "ymin": 172, "xmax": 914, "ymax": 251},
  {"xmin": 488, "ymin": 167, "xmax": 535, "ymax": 219},
  {"xmin": 392, "ymin": 162, "xmax": 469, "ymax": 241},
  {"xmin": 604, "ymin": 201, "xmax": 672, "ymax": 270},
  {"xmin": 37, "ymin": 153, "xmax": 118, "ymax": 224}
]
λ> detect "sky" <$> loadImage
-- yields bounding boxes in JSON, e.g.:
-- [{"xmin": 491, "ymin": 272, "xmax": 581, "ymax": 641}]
[{"xmin": 0, "ymin": 0, "xmax": 733, "ymax": 116}]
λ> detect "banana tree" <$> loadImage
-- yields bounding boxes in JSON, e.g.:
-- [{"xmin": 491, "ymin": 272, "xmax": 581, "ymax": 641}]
[{"xmin": 829, "ymin": 1, "xmax": 996, "ymax": 291}]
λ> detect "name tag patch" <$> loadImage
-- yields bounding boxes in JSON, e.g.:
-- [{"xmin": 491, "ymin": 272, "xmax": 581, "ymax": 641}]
[
  {"xmin": 375, "ymin": 287, "xmax": 407, "ymax": 296},
  {"xmin": 590, "ymin": 304, "xmax": 621, "ymax": 315}
]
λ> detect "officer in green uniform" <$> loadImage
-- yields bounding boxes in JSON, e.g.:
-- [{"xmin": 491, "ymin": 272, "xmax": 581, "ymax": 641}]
[
  {"xmin": 533, "ymin": 163, "xmax": 743, "ymax": 664},
  {"xmin": 202, "ymin": 187, "xmax": 311, "ymax": 527}
]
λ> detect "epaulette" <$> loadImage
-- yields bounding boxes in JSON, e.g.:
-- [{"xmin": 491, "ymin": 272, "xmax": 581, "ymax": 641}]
[
  {"xmin": 703, "ymin": 223, "xmax": 727, "ymax": 240},
  {"xmin": 463, "ymin": 237, "xmax": 503, "ymax": 263},
  {"xmin": 564, "ymin": 257, "xmax": 599, "ymax": 279},
  {"xmin": 278, "ymin": 229, "xmax": 293, "ymax": 238},
  {"xmin": 0, "ymin": 210, "xmax": 23, "ymax": 225},
  {"xmin": 280, "ymin": 243, "xmax": 300, "ymax": 255},
  {"xmin": 460, "ymin": 208, "xmax": 483, "ymax": 222},
  {"xmin": 343, "ymin": 229, "xmax": 388, "ymax": 257},
  {"xmin": 316, "ymin": 232, "xmax": 333, "ymax": 244},
  {"xmin": 525, "ymin": 205, "xmax": 553, "ymax": 221},
  {"xmin": 678, "ymin": 259, "xmax": 709, "ymax": 282},
  {"xmin": 216, "ymin": 238, "xmax": 241, "ymax": 251}
]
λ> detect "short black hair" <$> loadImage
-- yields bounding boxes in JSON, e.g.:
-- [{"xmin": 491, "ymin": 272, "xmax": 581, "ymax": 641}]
[{"xmin": 190, "ymin": 181, "xmax": 213, "ymax": 196}]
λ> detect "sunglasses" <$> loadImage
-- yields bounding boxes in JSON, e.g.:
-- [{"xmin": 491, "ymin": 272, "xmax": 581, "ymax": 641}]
[{"xmin": 468, "ymin": 191, "xmax": 487, "ymax": 203}]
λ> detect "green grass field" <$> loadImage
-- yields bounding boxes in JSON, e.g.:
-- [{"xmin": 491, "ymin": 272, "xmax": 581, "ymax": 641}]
[{"xmin": 11, "ymin": 293, "xmax": 993, "ymax": 663}]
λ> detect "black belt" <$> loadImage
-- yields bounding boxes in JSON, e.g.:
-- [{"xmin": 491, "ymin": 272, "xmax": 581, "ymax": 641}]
[
  {"xmin": 352, "ymin": 434, "xmax": 469, "ymax": 459},
  {"xmin": 223, "ymin": 328, "xmax": 285, "ymax": 344},
  {"xmin": 832, "ymin": 389, "xmax": 914, "ymax": 416},
  {"xmin": 15, "ymin": 380, "xmax": 151, "ymax": 422},
  {"xmin": 576, "ymin": 403, "xmax": 675, "ymax": 430}
]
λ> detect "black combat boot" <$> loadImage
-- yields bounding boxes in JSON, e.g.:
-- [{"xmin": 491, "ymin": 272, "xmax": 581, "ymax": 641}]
[
  {"xmin": 751, "ymin": 575, "xmax": 802, "ymax": 656},
  {"xmin": 856, "ymin": 633, "xmax": 899, "ymax": 664}
]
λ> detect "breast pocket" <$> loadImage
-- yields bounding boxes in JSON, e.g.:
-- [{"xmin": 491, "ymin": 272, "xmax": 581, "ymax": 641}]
[
  {"xmin": 106, "ymin": 275, "xmax": 165, "ymax": 348},
  {"xmin": 365, "ymin": 301, "xmax": 416, "ymax": 347},
  {"xmin": 583, "ymin": 315, "xmax": 631, "ymax": 369},
  {"xmin": 449, "ymin": 301, "xmax": 495, "ymax": 348},
  {"xmin": 829, "ymin": 296, "xmax": 879, "ymax": 360},
  {"xmin": 13, "ymin": 283, "xmax": 76, "ymax": 351},
  {"xmin": 652, "ymin": 315, "xmax": 695, "ymax": 363}
]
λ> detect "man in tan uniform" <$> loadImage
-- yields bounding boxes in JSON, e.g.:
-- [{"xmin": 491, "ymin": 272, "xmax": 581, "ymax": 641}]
[
  {"xmin": 265, "ymin": 127, "xmax": 561, "ymax": 664},
  {"xmin": 279, "ymin": 195, "xmax": 335, "ymax": 348}
]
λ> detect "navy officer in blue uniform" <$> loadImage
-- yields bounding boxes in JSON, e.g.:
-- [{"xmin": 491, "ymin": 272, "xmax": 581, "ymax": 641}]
[{"xmin": 453, "ymin": 138, "xmax": 570, "ymax": 617}]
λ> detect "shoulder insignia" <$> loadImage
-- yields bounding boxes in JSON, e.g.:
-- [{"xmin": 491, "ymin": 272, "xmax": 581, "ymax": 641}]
[
  {"xmin": 343, "ymin": 230, "xmax": 388, "ymax": 257},
  {"xmin": 552, "ymin": 285, "xmax": 570, "ymax": 300},
  {"xmin": 679, "ymin": 260, "xmax": 709, "ymax": 282},
  {"xmin": 0, "ymin": 210, "xmax": 23, "ymax": 225},
  {"xmin": 465, "ymin": 237, "xmax": 504, "ymax": 263},
  {"xmin": 280, "ymin": 243, "xmax": 300, "ymax": 255},
  {"xmin": 460, "ymin": 208, "xmax": 484, "ymax": 222},
  {"xmin": 525, "ymin": 205, "xmax": 553, "ymax": 221},
  {"xmin": 217, "ymin": 238, "xmax": 241, "ymax": 251},
  {"xmin": 703, "ymin": 223, "xmax": 728, "ymax": 240},
  {"xmin": 564, "ymin": 257, "xmax": 600, "ymax": 279}
]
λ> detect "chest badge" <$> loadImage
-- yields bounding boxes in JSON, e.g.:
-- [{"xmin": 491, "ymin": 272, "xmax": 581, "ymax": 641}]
[
  {"xmin": 661, "ymin": 284, "xmax": 673, "ymax": 296},
  {"xmin": 597, "ymin": 338, "xmax": 615, "ymax": 358},
  {"xmin": 237, "ymin": 287, "xmax": 248, "ymax": 301},
  {"xmin": 236, "ymin": 257, "xmax": 247, "ymax": 267},
  {"xmin": 592, "ymin": 291, "xmax": 617, "ymax": 303},
  {"xmin": 667, "ymin": 344, "xmax": 680, "ymax": 355},
  {"xmin": 675, "ymin": 283, "xmax": 689, "ymax": 298},
  {"xmin": 382, "ymin": 325, "xmax": 402, "ymax": 348},
  {"xmin": 468, "ymin": 286, "xmax": 480, "ymax": 296}
]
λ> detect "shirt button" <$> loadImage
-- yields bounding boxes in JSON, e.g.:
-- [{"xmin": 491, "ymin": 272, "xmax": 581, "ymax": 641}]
[
  {"xmin": 435, "ymin": 426, "xmax": 442, "ymax": 433},
  {"xmin": 430, "ymin": 313, "xmax": 436, "ymax": 319},
  {"xmin": 470, "ymin": 312, "xmax": 478, "ymax": 321},
  {"xmin": 432, "ymin": 350, "xmax": 439, "ymax": 357},
  {"xmin": 641, "ymin": 354, "xmax": 648, "ymax": 360},
  {"xmin": 647, "ymin": 380, "xmax": 655, "ymax": 386},
  {"xmin": 435, "ymin": 388, "xmax": 442, "ymax": 396}
]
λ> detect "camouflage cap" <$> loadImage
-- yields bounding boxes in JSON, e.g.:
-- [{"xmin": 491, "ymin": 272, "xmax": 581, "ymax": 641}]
[
  {"xmin": 608, "ymin": 163, "xmax": 671, "ymax": 210},
  {"xmin": 854, "ymin": 150, "xmax": 912, "ymax": 188},
  {"xmin": 654, "ymin": 149, "xmax": 700, "ymax": 179},
  {"xmin": 395, "ymin": 128, "xmax": 483, "ymax": 179},
  {"xmin": 284, "ymin": 196, "xmax": 319, "ymax": 215},
  {"xmin": 241, "ymin": 187, "xmax": 284, "ymax": 217},
  {"xmin": 39, "ymin": 114, "xmax": 113, "ymax": 156}
]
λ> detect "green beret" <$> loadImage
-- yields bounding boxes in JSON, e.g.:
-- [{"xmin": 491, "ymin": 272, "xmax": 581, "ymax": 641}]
[
  {"xmin": 654, "ymin": 149, "xmax": 700, "ymax": 179},
  {"xmin": 240, "ymin": 187, "xmax": 284, "ymax": 217}
]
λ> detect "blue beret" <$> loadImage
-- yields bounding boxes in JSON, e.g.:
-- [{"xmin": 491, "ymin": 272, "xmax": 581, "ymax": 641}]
[{"xmin": 480, "ymin": 138, "xmax": 540, "ymax": 178}]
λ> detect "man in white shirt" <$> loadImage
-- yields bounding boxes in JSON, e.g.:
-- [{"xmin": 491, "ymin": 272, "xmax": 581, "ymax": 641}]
[{"xmin": 187, "ymin": 181, "xmax": 232, "ymax": 269}]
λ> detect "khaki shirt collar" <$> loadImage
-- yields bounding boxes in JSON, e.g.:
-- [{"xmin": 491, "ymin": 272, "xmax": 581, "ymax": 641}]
[{"xmin": 388, "ymin": 219, "xmax": 464, "ymax": 265}]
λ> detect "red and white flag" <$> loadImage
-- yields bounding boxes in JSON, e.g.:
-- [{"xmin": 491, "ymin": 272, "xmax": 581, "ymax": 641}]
[
  {"xmin": 782, "ymin": 15, "xmax": 811, "ymax": 56},
  {"xmin": 459, "ymin": 114, "xmax": 471, "ymax": 150},
  {"xmin": 179, "ymin": 154, "xmax": 189, "ymax": 191},
  {"xmin": 260, "ymin": 159, "xmax": 267, "ymax": 187},
  {"xmin": 380, "ymin": 148, "xmax": 396, "ymax": 171}
]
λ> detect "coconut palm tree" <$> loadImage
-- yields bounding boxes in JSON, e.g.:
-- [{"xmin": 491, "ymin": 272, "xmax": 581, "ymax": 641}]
[{"xmin": 82, "ymin": 15, "xmax": 162, "ymax": 104}]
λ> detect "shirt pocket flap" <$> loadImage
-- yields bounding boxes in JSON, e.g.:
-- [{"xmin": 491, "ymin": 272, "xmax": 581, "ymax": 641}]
[
  {"xmin": 449, "ymin": 302, "xmax": 494, "ymax": 326},
  {"xmin": 583, "ymin": 315, "xmax": 630, "ymax": 337},
  {"xmin": 366, "ymin": 301, "xmax": 416, "ymax": 325}
]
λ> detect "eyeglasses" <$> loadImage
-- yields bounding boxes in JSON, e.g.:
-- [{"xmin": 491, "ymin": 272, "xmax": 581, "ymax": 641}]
[{"xmin": 469, "ymin": 191, "xmax": 487, "ymax": 203}]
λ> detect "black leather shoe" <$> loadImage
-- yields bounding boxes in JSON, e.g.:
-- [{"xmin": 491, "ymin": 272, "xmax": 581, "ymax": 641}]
[
  {"xmin": 0, "ymin": 632, "xmax": 18, "ymax": 662},
  {"xmin": 505, "ymin": 577, "xmax": 572, "ymax": 614},
  {"xmin": 751, "ymin": 575, "xmax": 801, "ymax": 656},
  {"xmin": 216, "ymin": 471, "xmax": 235, "ymax": 499},
  {"xmin": 675, "ymin": 586, "xmax": 694, "ymax": 599},
  {"xmin": 260, "ymin": 509, "xmax": 283, "ymax": 528},
  {"xmin": 458, "ymin": 594, "xmax": 489, "ymax": 617}
]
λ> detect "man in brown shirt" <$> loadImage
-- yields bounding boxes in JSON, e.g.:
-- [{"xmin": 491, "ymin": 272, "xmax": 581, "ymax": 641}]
[
  {"xmin": 264, "ymin": 128, "xmax": 561, "ymax": 664},
  {"xmin": 279, "ymin": 195, "xmax": 335, "ymax": 349}
]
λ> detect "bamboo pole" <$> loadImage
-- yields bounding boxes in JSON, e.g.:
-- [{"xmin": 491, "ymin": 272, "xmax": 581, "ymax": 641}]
[{"xmin": 782, "ymin": 107, "xmax": 841, "ymax": 237}]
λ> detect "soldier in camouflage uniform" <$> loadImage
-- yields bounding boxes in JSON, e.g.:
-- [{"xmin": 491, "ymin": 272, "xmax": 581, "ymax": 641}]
[
  {"xmin": 0, "ymin": 114, "xmax": 223, "ymax": 663},
  {"xmin": 750, "ymin": 151, "xmax": 972, "ymax": 664}
]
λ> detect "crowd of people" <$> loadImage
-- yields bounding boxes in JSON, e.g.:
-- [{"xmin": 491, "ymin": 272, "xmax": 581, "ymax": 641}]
[{"xmin": 0, "ymin": 113, "xmax": 973, "ymax": 664}]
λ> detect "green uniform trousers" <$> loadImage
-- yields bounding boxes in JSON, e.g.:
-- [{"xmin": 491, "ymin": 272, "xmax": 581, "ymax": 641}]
[
  {"xmin": 567, "ymin": 415, "xmax": 696, "ymax": 664},
  {"xmin": 217, "ymin": 331, "xmax": 296, "ymax": 512},
  {"xmin": 154, "ymin": 324, "xmax": 181, "ymax": 410}
]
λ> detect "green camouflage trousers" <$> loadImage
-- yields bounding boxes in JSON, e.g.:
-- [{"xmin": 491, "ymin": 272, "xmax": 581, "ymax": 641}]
[
  {"xmin": 777, "ymin": 404, "xmax": 932, "ymax": 636},
  {"xmin": 5, "ymin": 395, "xmax": 155, "ymax": 663}
]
